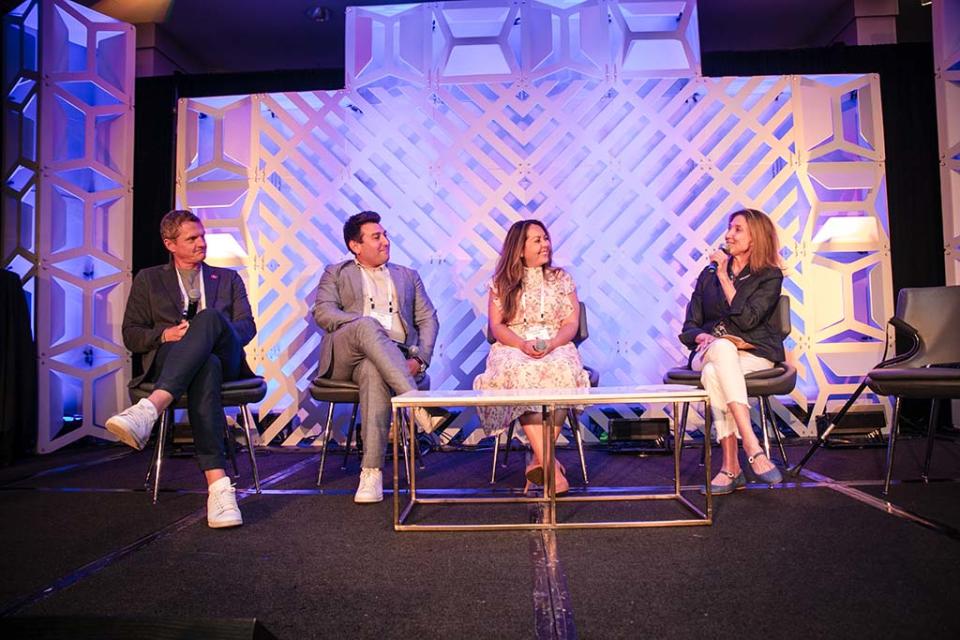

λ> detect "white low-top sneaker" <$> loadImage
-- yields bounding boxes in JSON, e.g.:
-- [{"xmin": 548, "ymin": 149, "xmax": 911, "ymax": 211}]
[
  {"xmin": 105, "ymin": 399, "xmax": 158, "ymax": 450},
  {"xmin": 354, "ymin": 467, "xmax": 383, "ymax": 504},
  {"xmin": 207, "ymin": 477, "xmax": 243, "ymax": 528}
]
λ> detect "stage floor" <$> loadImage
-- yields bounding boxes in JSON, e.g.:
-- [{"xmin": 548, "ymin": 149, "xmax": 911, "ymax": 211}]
[{"xmin": 1, "ymin": 438, "xmax": 959, "ymax": 639}]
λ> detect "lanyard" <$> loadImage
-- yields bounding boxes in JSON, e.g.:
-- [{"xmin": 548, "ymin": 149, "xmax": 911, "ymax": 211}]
[
  {"xmin": 358, "ymin": 263, "xmax": 395, "ymax": 313},
  {"xmin": 175, "ymin": 264, "xmax": 206, "ymax": 312}
]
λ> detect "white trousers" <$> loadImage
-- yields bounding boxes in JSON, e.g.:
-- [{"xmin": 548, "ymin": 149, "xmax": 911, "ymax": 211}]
[{"xmin": 692, "ymin": 339, "xmax": 773, "ymax": 441}]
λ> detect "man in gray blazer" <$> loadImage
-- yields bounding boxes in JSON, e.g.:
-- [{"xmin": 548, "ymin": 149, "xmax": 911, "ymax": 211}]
[
  {"xmin": 106, "ymin": 210, "xmax": 256, "ymax": 528},
  {"xmin": 313, "ymin": 211, "xmax": 445, "ymax": 503}
]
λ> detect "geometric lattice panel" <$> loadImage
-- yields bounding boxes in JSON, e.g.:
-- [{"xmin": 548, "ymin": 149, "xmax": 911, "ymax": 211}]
[
  {"xmin": 176, "ymin": 1, "xmax": 892, "ymax": 444},
  {"xmin": 934, "ymin": 0, "xmax": 960, "ymax": 285},
  {"xmin": 2, "ymin": 0, "xmax": 133, "ymax": 452},
  {"xmin": 933, "ymin": 0, "xmax": 960, "ymax": 425}
]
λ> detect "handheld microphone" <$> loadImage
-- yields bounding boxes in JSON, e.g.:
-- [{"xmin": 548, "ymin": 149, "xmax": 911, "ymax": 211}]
[
  {"xmin": 706, "ymin": 245, "xmax": 729, "ymax": 273},
  {"xmin": 185, "ymin": 289, "xmax": 200, "ymax": 320}
]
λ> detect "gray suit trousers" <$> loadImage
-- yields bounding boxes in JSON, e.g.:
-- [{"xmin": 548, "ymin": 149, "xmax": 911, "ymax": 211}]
[{"xmin": 326, "ymin": 317, "xmax": 417, "ymax": 468}]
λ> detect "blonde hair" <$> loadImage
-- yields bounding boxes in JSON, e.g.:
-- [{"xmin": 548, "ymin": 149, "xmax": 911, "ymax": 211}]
[{"xmin": 731, "ymin": 208, "xmax": 781, "ymax": 272}]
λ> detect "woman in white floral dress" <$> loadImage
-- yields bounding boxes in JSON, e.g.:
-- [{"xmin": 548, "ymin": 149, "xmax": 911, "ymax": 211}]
[{"xmin": 473, "ymin": 219, "xmax": 590, "ymax": 493}]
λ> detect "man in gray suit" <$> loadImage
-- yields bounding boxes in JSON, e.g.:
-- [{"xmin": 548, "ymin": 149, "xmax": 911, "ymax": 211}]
[
  {"xmin": 313, "ymin": 211, "xmax": 445, "ymax": 503},
  {"xmin": 106, "ymin": 210, "xmax": 256, "ymax": 528}
]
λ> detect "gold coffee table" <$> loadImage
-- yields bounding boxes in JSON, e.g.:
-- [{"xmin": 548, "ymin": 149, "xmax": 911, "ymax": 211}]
[{"xmin": 391, "ymin": 385, "xmax": 712, "ymax": 532}]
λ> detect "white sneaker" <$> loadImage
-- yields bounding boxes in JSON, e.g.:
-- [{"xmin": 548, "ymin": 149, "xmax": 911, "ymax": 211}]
[
  {"xmin": 105, "ymin": 398, "xmax": 158, "ymax": 450},
  {"xmin": 354, "ymin": 467, "xmax": 383, "ymax": 504},
  {"xmin": 207, "ymin": 477, "xmax": 243, "ymax": 528},
  {"xmin": 411, "ymin": 407, "xmax": 450, "ymax": 434}
]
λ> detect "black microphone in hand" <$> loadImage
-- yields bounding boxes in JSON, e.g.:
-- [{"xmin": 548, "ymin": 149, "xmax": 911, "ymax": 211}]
[
  {"xmin": 706, "ymin": 245, "xmax": 729, "ymax": 273},
  {"xmin": 185, "ymin": 289, "xmax": 200, "ymax": 320}
]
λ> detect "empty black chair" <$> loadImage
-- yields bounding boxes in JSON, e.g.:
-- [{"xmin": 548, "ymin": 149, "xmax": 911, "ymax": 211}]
[
  {"xmin": 310, "ymin": 373, "xmax": 432, "ymax": 485},
  {"xmin": 489, "ymin": 301, "xmax": 597, "ymax": 485},
  {"xmin": 662, "ymin": 295, "xmax": 795, "ymax": 465},
  {"xmin": 131, "ymin": 377, "xmax": 266, "ymax": 503},
  {"xmin": 866, "ymin": 286, "xmax": 960, "ymax": 495}
]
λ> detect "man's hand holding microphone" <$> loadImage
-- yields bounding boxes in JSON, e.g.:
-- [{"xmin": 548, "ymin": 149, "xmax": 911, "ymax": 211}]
[{"xmin": 161, "ymin": 289, "xmax": 200, "ymax": 344}]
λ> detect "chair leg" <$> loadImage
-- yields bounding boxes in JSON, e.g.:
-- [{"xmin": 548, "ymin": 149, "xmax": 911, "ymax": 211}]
[
  {"xmin": 682, "ymin": 404, "xmax": 706, "ymax": 467},
  {"xmin": 144, "ymin": 415, "xmax": 162, "ymax": 488},
  {"xmin": 502, "ymin": 422, "xmax": 516, "ymax": 468},
  {"xmin": 922, "ymin": 398, "xmax": 940, "ymax": 483},
  {"xmin": 676, "ymin": 402, "xmax": 687, "ymax": 468},
  {"xmin": 568, "ymin": 410, "xmax": 589, "ymax": 485},
  {"xmin": 240, "ymin": 404, "xmax": 261, "ymax": 493},
  {"xmin": 407, "ymin": 411, "xmax": 419, "ymax": 475},
  {"xmin": 491, "ymin": 422, "xmax": 515, "ymax": 484},
  {"xmin": 764, "ymin": 397, "xmax": 788, "ymax": 466},
  {"xmin": 224, "ymin": 413, "xmax": 240, "ymax": 479},
  {"xmin": 398, "ymin": 410, "xmax": 410, "ymax": 482},
  {"xmin": 317, "ymin": 401, "xmax": 336, "ymax": 486},
  {"xmin": 416, "ymin": 427, "xmax": 427, "ymax": 471},
  {"xmin": 151, "ymin": 409, "xmax": 172, "ymax": 504},
  {"xmin": 757, "ymin": 397, "xmax": 771, "ymax": 460},
  {"xmin": 340, "ymin": 403, "xmax": 359, "ymax": 471},
  {"xmin": 883, "ymin": 397, "xmax": 902, "ymax": 496}
]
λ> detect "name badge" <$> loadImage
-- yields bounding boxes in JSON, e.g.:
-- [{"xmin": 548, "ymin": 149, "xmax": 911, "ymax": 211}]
[
  {"xmin": 523, "ymin": 325, "xmax": 552, "ymax": 341},
  {"xmin": 371, "ymin": 310, "xmax": 394, "ymax": 331}
]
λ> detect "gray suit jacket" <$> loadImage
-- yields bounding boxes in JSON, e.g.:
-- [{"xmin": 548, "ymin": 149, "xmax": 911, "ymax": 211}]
[
  {"xmin": 121, "ymin": 262, "xmax": 257, "ymax": 387},
  {"xmin": 312, "ymin": 260, "xmax": 439, "ymax": 378}
]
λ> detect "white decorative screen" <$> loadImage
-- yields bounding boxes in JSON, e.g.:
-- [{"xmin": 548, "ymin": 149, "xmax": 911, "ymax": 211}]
[
  {"xmin": 2, "ymin": 0, "xmax": 134, "ymax": 452},
  {"xmin": 934, "ymin": 0, "xmax": 960, "ymax": 285},
  {"xmin": 176, "ymin": 1, "xmax": 893, "ymax": 445}
]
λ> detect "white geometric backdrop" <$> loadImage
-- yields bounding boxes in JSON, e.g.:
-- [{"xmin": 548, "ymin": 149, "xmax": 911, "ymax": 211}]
[
  {"xmin": 934, "ymin": 0, "xmax": 960, "ymax": 286},
  {"xmin": 2, "ymin": 0, "xmax": 133, "ymax": 452},
  {"xmin": 175, "ymin": 0, "xmax": 893, "ymax": 446},
  {"xmin": 933, "ymin": 0, "xmax": 960, "ymax": 425}
]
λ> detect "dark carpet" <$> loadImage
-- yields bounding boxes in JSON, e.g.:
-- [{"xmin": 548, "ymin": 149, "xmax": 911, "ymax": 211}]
[
  {"xmin": 1, "ymin": 437, "xmax": 959, "ymax": 639},
  {"xmin": 20, "ymin": 494, "xmax": 533, "ymax": 639},
  {"xmin": 0, "ymin": 490, "xmax": 202, "ymax": 606},
  {"xmin": 558, "ymin": 486, "xmax": 960, "ymax": 639}
]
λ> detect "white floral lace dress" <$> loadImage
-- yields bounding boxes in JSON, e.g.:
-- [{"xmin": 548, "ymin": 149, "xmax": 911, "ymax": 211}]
[{"xmin": 473, "ymin": 267, "xmax": 590, "ymax": 436}]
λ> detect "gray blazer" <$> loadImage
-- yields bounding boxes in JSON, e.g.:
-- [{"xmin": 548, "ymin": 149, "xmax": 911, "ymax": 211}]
[
  {"xmin": 312, "ymin": 260, "xmax": 439, "ymax": 378},
  {"xmin": 121, "ymin": 262, "xmax": 257, "ymax": 387}
]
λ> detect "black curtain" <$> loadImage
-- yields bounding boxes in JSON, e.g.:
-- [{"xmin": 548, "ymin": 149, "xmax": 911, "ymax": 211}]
[
  {"xmin": 133, "ymin": 76, "xmax": 179, "ymax": 272},
  {"xmin": 702, "ymin": 42, "xmax": 945, "ymax": 296},
  {"xmin": 0, "ymin": 269, "xmax": 36, "ymax": 464}
]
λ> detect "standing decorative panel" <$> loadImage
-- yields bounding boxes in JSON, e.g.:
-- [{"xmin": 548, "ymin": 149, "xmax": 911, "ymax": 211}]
[
  {"xmin": 2, "ymin": 0, "xmax": 134, "ymax": 452},
  {"xmin": 934, "ymin": 0, "xmax": 960, "ymax": 285},
  {"xmin": 177, "ymin": 0, "xmax": 892, "ymax": 446}
]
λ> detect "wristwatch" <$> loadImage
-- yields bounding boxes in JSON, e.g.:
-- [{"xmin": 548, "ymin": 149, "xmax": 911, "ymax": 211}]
[{"xmin": 413, "ymin": 356, "xmax": 427, "ymax": 375}]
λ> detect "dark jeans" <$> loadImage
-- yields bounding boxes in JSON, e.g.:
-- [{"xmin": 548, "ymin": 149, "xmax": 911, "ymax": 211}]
[{"xmin": 147, "ymin": 309, "xmax": 245, "ymax": 471}]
